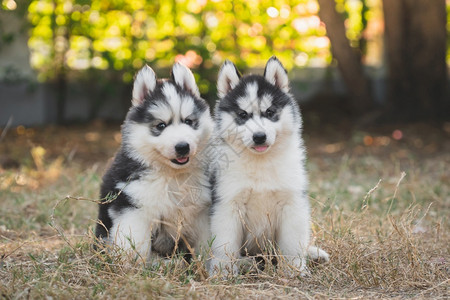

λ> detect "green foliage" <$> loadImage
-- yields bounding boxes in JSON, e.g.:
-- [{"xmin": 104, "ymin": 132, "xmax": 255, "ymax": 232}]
[
  {"xmin": 21, "ymin": 0, "xmax": 422, "ymax": 95},
  {"xmin": 26, "ymin": 0, "xmax": 336, "ymax": 95},
  {"xmin": 1, "ymin": 0, "xmax": 447, "ymax": 92}
]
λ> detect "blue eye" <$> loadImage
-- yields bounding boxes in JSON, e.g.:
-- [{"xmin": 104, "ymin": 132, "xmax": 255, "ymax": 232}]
[
  {"xmin": 156, "ymin": 122, "xmax": 166, "ymax": 130},
  {"xmin": 185, "ymin": 119, "xmax": 193, "ymax": 126}
]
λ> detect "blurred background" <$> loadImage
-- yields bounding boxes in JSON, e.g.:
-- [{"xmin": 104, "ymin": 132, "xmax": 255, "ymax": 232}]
[
  {"xmin": 0, "ymin": 0, "xmax": 449, "ymax": 126},
  {"xmin": 1, "ymin": 2, "xmax": 450, "ymax": 296}
]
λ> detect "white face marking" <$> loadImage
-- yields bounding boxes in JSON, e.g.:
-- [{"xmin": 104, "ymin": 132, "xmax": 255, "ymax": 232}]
[
  {"xmin": 162, "ymin": 83, "xmax": 182, "ymax": 121},
  {"xmin": 125, "ymin": 121, "xmax": 200, "ymax": 169},
  {"xmin": 148, "ymin": 102, "xmax": 172, "ymax": 123},
  {"xmin": 147, "ymin": 85, "xmax": 196, "ymax": 124},
  {"xmin": 219, "ymin": 85, "xmax": 298, "ymax": 155},
  {"xmin": 124, "ymin": 86, "xmax": 213, "ymax": 170},
  {"xmin": 237, "ymin": 83, "xmax": 259, "ymax": 114},
  {"xmin": 239, "ymin": 115, "xmax": 277, "ymax": 149},
  {"xmin": 180, "ymin": 96, "xmax": 196, "ymax": 120},
  {"xmin": 260, "ymin": 94, "xmax": 272, "ymax": 112}
]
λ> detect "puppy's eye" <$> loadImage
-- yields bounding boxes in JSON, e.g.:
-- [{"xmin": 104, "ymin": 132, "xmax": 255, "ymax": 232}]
[
  {"xmin": 156, "ymin": 122, "xmax": 166, "ymax": 130},
  {"xmin": 184, "ymin": 119, "xmax": 193, "ymax": 126},
  {"xmin": 265, "ymin": 109, "xmax": 275, "ymax": 118},
  {"xmin": 238, "ymin": 111, "xmax": 248, "ymax": 119}
]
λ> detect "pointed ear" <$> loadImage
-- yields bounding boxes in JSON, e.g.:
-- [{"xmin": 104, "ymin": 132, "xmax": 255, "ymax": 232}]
[
  {"xmin": 132, "ymin": 65, "xmax": 157, "ymax": 106},
  {"xmin": 171, "ymin": 63, "xmax": 200, "ymax": 97},
  {"xmin": 264, "ymin": 56, "xmax": 289, "ymax": 93},
  {"xmin": 217, "ymin": 60, "xmax": 241, "ymax": 98}
]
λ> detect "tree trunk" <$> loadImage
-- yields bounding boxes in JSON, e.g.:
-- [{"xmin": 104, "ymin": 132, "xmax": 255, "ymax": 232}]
[
  {"xmin": 317, "ymin": 0, "xmax": 374, "ymax": 114},
  {"xmin": 51, "ymin": 0, "xmax": 68, "ymax": 124},
  {"xmin": 382, "ymin": 0, "xmax": 448, "ymax": 121}
]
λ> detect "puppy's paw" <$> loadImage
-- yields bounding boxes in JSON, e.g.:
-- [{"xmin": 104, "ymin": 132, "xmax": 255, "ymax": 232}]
[
  {"xmin": 307, "ymin": 246, "xmax": 330, "ymax": 263},
  {"xmin": 280, "ymin": 256, "xmax": 309, "ymax": 278}
]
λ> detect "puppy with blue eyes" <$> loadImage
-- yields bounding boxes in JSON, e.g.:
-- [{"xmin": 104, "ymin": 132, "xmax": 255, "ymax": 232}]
[
  {"xmin": 209, "ymin": 57, "xmax": 329, "ymax": 276},
  {"xmin": 95, "ymin": 63, "xmax": 213, "ymax": 261}
]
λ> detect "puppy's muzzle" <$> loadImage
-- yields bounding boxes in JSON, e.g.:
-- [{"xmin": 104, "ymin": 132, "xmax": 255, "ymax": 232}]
[
  {"xmin": 175, "ymin": 142, "xmax": 190, "ymax": 156},
  {"xmin": 252, "ymin": 132, "xmax": 267, "ymax": 145}
]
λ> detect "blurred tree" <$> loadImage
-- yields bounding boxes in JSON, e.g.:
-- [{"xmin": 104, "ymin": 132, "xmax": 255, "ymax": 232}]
[
  {"xmin": 13, "ymin": 0, "xmax": 449, "ymax": 122},
  {"xmin": 317, "ymin": 0, "xmax": 373, "ymax": 114},
  {"xmin": 382, "ymin": 0, "xmax": 448, "ymax": 121},
  {"xmin": 27, "ymin": 0, "xmax": 332, "ymax": 80},
  {"xmin": 317, "ymin": 0, "xmax": 449, "ymax": 121},
  {"xmin": 26, "ymin": 0, "xmax": 333, "ymax": 119}
]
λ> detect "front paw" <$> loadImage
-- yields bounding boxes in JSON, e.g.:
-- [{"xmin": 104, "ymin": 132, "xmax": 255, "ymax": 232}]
[
  {"xmin": 281, "ymin": 256, "xmax": 309, "ymax": 278},
  {"xmin": 208, "ymin": 258, "xmax": 239, "ymax": 278},
  {"xmin": 307, "ymin": 246, "xmax": 330, "ymax": 263}
]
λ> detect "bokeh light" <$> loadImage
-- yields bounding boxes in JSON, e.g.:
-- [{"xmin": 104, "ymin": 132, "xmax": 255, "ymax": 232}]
[{"xmin": 25, "ymin": 0, "xmax": 387, "ymax": 94}]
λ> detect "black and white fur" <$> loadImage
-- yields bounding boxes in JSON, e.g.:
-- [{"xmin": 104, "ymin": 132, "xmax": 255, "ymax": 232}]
[
  {"xmin": 95, "ymin": 63, "xmax": 213, "ymax": 261},
  {"xmin": 209, "ymin": 57, "xmax": 328, "ymax": 276}
]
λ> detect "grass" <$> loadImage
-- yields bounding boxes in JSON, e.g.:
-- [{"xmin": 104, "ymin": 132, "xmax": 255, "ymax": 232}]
[{"xmin": 0, "ymin": 122, "xmax": 449, "ymax": 299}]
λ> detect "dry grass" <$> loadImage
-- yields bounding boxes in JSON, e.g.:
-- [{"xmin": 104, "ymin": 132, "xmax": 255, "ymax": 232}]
[{"xmin": 0, "ymin": 122, "xmax": 449, "ymax": 299}]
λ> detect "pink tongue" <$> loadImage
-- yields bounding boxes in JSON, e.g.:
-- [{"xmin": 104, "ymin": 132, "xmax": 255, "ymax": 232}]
[
  {"xmin": 254, "ymin": 146, "xmax": 268, "ymax": 152},
  {"xmin": 176, "ymin": 157, "xmax": 188, "ymax": 163}
]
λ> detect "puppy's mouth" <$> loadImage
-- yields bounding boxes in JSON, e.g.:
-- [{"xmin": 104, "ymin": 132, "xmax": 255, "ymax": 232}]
[
  {"xmin": 170, "ymin": 157, "xmax": 190, "ymax": 165},
  {"xmin": 251, "ymin": 145, "xmax": 269, "ymax": 153}
]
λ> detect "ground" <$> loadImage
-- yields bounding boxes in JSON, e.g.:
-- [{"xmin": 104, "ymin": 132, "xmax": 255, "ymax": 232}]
[{"xmin": 0, "ymin": 120, "xmax": 449, "ymax": 299}]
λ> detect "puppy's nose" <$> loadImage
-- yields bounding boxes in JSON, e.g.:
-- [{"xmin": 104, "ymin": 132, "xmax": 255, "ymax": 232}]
[
  {"xmin": 175, "ymin": 142, "xmax": 190, "ymax": 156},
  {"xmin": 252, "ymin": 132, "xmax": 267, "ymax": 145}
]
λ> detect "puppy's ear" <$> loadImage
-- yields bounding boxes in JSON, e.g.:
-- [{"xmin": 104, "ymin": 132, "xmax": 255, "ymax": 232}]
[
  {"xmin": 217, "ymin": 60, "xmax": 241, "ymax": 98},
  {"xmin": 171, "ymin": 63, "xmax": 200, "ymax": 98},
  {"xmin": 264, "ymin": 56, "xmax": 289, "ymax": 93},
  {"xmin": 132, "ymin": 65, "xmax": 157, "ymax": 106}
]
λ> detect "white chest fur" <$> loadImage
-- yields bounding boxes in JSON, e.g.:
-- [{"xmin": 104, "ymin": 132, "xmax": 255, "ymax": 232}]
[
  {"xmin": 108, "ymin": 168, "xmax": 210, "ymax": 257},
  {"xmin": 214, "ymin": 139, "xmax": 308, "ymax": 254},
  {"xmin": 124, "ymin": 169, "xmax": 208, "ymax": 224}
]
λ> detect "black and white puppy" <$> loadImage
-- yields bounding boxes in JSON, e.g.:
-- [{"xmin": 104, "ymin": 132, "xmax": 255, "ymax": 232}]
[
  {"xmin": 209, "ymin": 57, "xmax": 328, "ymax": 276},
  {"xmin": 95, "ymin": 63, "xmax": 213, "ymax": 261}
]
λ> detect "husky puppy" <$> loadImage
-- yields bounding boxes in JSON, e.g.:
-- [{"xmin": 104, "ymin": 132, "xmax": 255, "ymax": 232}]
[
  {"xmin": 209, "ymin": 57, "xmax": 328, "ymax": 276},
  {"xmin": 95, "ymin": 63, "xmax": 213, "ymax": 261}
]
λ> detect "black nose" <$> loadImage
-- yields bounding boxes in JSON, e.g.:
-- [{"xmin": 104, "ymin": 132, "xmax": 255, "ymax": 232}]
[
  {"xmin": 175, "ymin": 142, "xmax": 190, "ymax": 156},
  {"xmin": 252, "ymin": 132, "xmax": 267, "ymax": 145}
]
